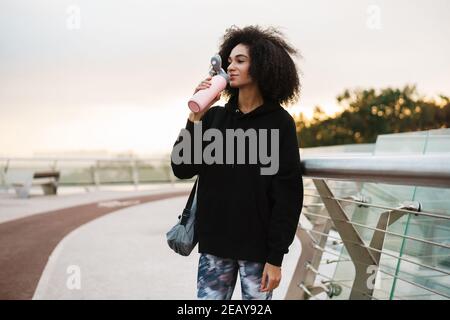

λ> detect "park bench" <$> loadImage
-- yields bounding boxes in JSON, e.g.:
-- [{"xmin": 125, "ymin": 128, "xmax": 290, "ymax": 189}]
[{"xmin": 3, "ymin": 169, "xmax": 60, "ymax": 198}]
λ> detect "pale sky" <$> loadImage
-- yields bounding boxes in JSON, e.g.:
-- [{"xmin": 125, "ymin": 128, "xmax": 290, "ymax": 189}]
[{"xmin": 1, "ymin": 0, "xmax": 449, "ymax": 157}]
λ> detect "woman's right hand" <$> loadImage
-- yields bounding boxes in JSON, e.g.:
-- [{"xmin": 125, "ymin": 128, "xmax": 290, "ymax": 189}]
[{"xmin": 189, "ymin": 76, "xmax": 221, "ymax": 122}]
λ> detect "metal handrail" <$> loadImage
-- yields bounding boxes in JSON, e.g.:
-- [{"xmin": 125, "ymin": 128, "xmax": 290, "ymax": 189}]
[
  {"xmin": 3, "ymin": 154, "xmax": 450, "ymax": 188},
  {"xmin": 302, "ymin": 154, "xmax": 450, "ymax": 188}
]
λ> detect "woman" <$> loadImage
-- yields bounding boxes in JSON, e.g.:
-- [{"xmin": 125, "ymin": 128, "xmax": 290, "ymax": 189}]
[{"xmin": 171, "ymin": 25, "xmax": 303, "ymax": 300}]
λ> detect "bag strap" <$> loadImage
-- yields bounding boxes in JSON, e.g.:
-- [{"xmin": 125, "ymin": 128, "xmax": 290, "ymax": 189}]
[{"xmin": 180, "ymin": 177, "xmax": 198, "ymax": 224}]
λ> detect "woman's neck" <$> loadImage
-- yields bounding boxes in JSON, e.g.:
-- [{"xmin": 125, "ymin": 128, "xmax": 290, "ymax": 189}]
[{"xmin": 237, "ymin": 84, "xmax": 264, "ymax": 114}]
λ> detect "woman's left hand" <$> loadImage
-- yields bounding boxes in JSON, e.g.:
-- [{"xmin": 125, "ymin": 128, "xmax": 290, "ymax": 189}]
[{"xmin": 260, "ymin": 263, "xmax": 281, "ymax": 292}]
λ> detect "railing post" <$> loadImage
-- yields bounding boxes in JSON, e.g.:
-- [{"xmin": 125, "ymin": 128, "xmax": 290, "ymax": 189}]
[
  {"xmin": 165, "ymin": 157, "xmax": 175, "ymax": 186},
  {"xmin": 131, "ymin": 160, "xmax": 139, "ymax": 190},
  {"xmin": 285, "ymin": 207, "xmax": 333, "ymax": 299},
  {"xmin": 313, "ymin": 179, "xmax": 378, "ymax": 300},
  {"xmin": 0, "ymin": 159, "xmax": 7, "ymax": 190},
  {"xmin": 51, "ymin": 160, "xmax": 58, "ymax": 171},
  {"xmin": 92, "ymin": 161, "xmax": 100, "ymax": 190},
  {"xmin": 168, "ymin": 167, "xmax": 175, "ymax": 186}
]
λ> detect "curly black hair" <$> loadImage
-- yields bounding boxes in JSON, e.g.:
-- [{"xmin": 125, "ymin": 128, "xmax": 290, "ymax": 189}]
[{"xmin": 218, "ymin": 25, "xmax": 301, "ymax": 107}]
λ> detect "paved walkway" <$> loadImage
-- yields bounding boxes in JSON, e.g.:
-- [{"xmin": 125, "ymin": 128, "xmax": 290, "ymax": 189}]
[
  {"xmin": 0, "ymin": 190, "xmax": 190, "ymax": 299},
  {"xmin": 0, "ymin": 185, "xmax": 301, "ymax": 300}
]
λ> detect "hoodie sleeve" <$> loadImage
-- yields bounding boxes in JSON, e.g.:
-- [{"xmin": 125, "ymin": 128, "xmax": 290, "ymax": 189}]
[
  {"xmin": 266, "ymin": 115, "xmax": 304, "ymax": 267},
  {"xmin": 170, "ymin": 109, "xmax": 214, "ymax": 179}
]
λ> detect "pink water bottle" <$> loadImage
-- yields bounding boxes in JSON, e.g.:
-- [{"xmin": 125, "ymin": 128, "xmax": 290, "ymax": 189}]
[{"xmin": 188, "ymin": 54, "xmax": 230, "ymax": 113}]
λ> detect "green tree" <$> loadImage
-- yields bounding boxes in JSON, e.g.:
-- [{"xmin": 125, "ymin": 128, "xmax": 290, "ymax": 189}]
[{"xmin": 294, "ymin": 86, "xmax": 450, "ymax": 148}]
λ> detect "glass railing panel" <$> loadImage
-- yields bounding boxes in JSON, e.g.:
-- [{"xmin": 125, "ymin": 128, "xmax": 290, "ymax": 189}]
[
  {"xmin": 373, "ymin": 135, "xmax": 427, "ymax": 155},
  {"xmin": 57, "ymin": 160, "xmax": 97, "ymax": 185},
  {"xmin": 136, "ymin": 160, "xmax": 171, "ymax": 182},
  {"xmin": 388, "ymin": 129, "xmax": 450, "ymax": 299},
  {"xmin": 387, "ymin": 255, "xmax": 449, "ymax": 300},
  {"xmin": 422, "ymin": 128, "xmax": 450, "ymax": 154},
  {"xmin": 388, "ymin": 184, "xmax": 450, "ymax": 300},
  {"xmin": 325, "ymin": 181, "xmax": 417, "ymax": 297},
  {"xmin": 427, "ymin": 128, "xmax": 450, "ymax": 135},
  {"xmin": 95, "ymin": 160, "xmax": 134, "ymax": 184}
]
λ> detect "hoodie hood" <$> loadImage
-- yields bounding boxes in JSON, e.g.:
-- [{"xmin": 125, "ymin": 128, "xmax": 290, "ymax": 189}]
[{"xmin": 224, "ymin": 94, "xmax": 282, "ymax": 119}]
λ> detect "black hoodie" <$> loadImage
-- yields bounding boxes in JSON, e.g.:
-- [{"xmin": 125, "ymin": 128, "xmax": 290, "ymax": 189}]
[{"xmin": 171, "ymin": 96, "xmax": 303, "ymax": 266}]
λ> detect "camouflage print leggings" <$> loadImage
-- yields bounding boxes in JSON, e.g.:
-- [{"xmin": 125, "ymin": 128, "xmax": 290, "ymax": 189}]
[{"xmin": 197, "ymin": 253, "xmax": 273, "ymax": 300}]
